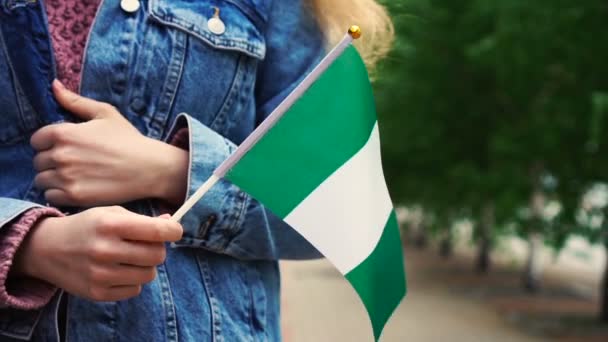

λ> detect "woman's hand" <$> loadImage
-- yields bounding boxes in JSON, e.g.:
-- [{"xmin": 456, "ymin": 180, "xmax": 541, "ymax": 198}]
[
  {"xmin": 13, "ymin": 207, "xmax": 183, "ymax": 302},
  {"xmin": 31, "ymin": 80, "xmax": 188, "ymax": 207}
]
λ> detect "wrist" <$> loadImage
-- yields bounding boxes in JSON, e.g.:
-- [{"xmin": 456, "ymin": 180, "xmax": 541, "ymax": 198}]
[
  {"xmin": 146, "ymin": 138, "xmax": 189, "ymax": 205},
  {"xmin": 13, "ymin": 217, "xmax": 58, "ymax": 280}
]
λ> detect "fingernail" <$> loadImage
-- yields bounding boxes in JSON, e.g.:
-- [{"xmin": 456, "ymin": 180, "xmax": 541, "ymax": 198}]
[{"xmin": 158, "ymin": 214, "xmax": 171, "ymax": 219}]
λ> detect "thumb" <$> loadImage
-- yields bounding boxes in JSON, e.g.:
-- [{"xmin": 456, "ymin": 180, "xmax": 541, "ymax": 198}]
[{"xmin": 52, "ymin": 79, "xmax": 110, "ymax": 120}]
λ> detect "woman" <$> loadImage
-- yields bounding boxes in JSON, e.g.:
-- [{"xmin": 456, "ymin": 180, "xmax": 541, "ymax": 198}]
[{"xmin": 0, "ymin": 0, "xmax": 393, "ymax": 340}]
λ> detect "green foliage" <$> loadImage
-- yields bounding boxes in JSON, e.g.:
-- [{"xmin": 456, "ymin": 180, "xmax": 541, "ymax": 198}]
[{"xmin": 375, "ymin": 0, "xmax": 608, "ymax": 248}]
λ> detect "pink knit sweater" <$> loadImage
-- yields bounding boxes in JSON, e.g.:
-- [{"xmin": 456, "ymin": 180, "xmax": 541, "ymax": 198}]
[
  {"xmin": 46, "ymin": 0, "xmax": 102, "ymax": 92},
  {"xmin": 0, "ymin": 0, "xmax": 101, "ymax": 310}
]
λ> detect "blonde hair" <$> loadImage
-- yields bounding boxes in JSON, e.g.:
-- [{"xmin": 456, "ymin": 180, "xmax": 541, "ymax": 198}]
[{"xmin": 308, "ymin": 0, "xmax": 394, "ymax": 69}]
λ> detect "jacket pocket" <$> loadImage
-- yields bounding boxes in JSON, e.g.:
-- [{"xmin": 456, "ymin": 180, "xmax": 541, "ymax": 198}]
[
  {"xmin": 144, "ymin": 0, "xmax": 268, "ymax": 139},
  {"xmin": 149, "ymin": 0, "xmax": 267, "ymax": 60},
  {"xmin": 0, "ymin": 2, "xmax": 69, "ymax": 147},
  {"xmin": 0, "ymin": 33, "xmax": 32, "ymax": 146}
]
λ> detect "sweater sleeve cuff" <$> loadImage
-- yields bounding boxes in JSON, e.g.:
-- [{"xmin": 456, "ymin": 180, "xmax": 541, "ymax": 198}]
[
  {"xmin": 168, "ymin": 127, "xmax": 190, "ymax": 151},
  {"xmin": 0, "ymin": 207, "xmax": 64, "ymax": 310}
]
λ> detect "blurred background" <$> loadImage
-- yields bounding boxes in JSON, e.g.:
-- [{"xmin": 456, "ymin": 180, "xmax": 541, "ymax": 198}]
[{"xmin": 280, "ymin": 0, "xmax": 608, "ymax": 341}]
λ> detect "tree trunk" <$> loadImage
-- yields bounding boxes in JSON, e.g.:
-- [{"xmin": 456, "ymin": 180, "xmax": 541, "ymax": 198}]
[
  {"xmin": 523, "ymin": 186, "xmax": 545, "ymax": 293},
  {"xmin": 439, "ymin": 236, "xmax": 453, "ymax": 259},
  {"xmin": 601, "ymin": 241, "xmax": 608, "ymax": 323},
  {"xmin": 414, "ymin": 223, "xmax": 428, "ymax": 249},
  {"xmin": 476, "ymin": 203, "xmax": 494, "ymax": 274},
  {"xmin": 476, "ymin": 236, "xmax": 491, "ymax": 273},
  {"xmin": 523, "ymin": 233, "xmax": 543, "ymax": 293}
]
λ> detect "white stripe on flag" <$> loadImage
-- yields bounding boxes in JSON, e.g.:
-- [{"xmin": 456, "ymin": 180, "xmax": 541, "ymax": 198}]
[{"xmin": 284, "ymin": 122, "xmax": 393, "ymax": 274}]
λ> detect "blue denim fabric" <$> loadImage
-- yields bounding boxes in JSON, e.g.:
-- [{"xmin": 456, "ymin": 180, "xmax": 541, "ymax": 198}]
[{"xmin": 0, "ymin": 0, "xmax": 324, "ymax": 340}]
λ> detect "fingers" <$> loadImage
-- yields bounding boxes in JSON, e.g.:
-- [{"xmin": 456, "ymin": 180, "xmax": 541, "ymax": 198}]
[
  {"xmin": 43, "ymin": 189, "xmax": 73, "ymax": 207},
  {"xmin": 33, "ymin": 147, "xmax": 74, "ymax": 171},
  {"xmin": 111, "ymin": 213, "xmax": 183, "ymax": 243},
  {"xmin": 90, "ymin": 264, "xmax": 157, "ymax": 287},
  {"xmin": 34, "ymin": 172, "xmax": 75, "ymax": 206},
  {"xmin": 111, "ymin": 265, "xmax": 157, "ymax": 286},
  {"xmin": 32, "ymin": 150, "xmax": 55, "ymax": 171},
  {"xmin": 30, "ymin": 123, "xmax": 76, "ymax": 151},
  {"xmin": 109, "ymin": 240, "xmax": 167, "ymax": 267},
  {"xmin": 30, "ymin": 124, "xmax": 60, "ymax": 151},
  {"xmin": 30, "ymin": 125, "xmax": 54, "ymax": 151},
  {"xmin": 34, "ymin": 170, "xmax": 62, "ymax": 190},
  {"xmin": 52, "ymin": 79, "xmax": 112, "ymax": 120}
]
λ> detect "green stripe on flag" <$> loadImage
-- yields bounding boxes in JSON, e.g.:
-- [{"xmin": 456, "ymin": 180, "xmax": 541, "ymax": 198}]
[
  {"xmin": 345, "ymin": 211, "xmax": 407, "ymax": 341},
  {"xmin": 225, "ymin": 46, "xmax": 377, "ymax": 218}
]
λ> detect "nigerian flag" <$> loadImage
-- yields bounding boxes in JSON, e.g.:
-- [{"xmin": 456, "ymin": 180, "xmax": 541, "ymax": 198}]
[{"xmin": 174, "ymin": 32, "xmax": 407, "ymax": 341}]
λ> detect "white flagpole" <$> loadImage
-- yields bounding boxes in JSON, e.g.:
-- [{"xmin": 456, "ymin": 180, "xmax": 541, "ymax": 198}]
[
  {"xmin": 171, "ymin": 174, "xmax": 220, "ymax": 222},
  {"xmin": 171, "ymin": 27, "xmax": 362, "ymax": 222}
]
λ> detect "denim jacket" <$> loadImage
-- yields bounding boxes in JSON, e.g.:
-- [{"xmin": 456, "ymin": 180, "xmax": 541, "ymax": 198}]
[{"xmin": 0, "ymin": 0, "xmax": 324, "ymax": 340}]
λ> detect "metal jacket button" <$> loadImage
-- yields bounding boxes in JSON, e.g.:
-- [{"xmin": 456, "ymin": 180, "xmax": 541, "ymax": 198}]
[
  {"xmin": 120, "ymin": 0, "xmax": 140, "ymax": 13},
  {"xmin": 208, "ymin": 7, "xmax": 226, "ymax": 35}
]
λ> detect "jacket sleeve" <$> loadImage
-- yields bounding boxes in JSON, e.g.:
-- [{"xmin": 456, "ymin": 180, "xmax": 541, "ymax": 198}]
[
  {"xmin": 0, "ymin": 198, "xmax": 63, "ymax": 341},
  {"xmin": 0, "ymin": 198, "xmax": 43, "ymax": 230},
  {"xmin": 168, "ymin": 0, "xmax": 326, "ymax": 261}
]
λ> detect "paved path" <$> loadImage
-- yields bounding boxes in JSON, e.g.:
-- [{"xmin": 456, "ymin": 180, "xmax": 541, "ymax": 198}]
[{"xmin": 280, "ymin": 253, "xmax": 545, "ymax": 342}]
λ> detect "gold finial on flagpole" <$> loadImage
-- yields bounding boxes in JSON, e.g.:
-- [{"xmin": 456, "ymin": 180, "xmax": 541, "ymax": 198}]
[{"xmin": 348, "ymin": 25, "xmax": 362, "ymax": 39}]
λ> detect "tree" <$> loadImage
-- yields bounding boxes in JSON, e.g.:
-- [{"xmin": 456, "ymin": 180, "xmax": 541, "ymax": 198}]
[
  {"xmin": 375, "ymin": 0, "xmax": 608, "ymax": 319},
  {"xmin": 377, "ymin": 0, "xmax": 520, "ymax": 273}
]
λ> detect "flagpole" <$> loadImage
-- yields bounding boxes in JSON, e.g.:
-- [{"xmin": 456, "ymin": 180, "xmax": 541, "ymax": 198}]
[
  {"xmin": 171, "ymin": 174, "xmax": 220, "ymax": 222},
  {"xmin": 171, "ymin": 26, "xmax": 362, "ymax": 222}
]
